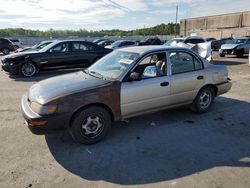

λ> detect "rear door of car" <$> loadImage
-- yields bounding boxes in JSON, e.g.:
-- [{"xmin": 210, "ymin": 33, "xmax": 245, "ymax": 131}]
[
  {"xmin": 121, "ymin": 51, "xmax": 171, "ymax": 118},
  {"xmin": 168, "ymin": 50, "xmax": 205, "ymax": 105}
]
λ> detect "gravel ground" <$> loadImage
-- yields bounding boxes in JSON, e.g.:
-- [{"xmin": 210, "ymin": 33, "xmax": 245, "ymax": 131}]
[{"xmin": 0, "ymin": 52, "xmax": 250, "ymax": 188}]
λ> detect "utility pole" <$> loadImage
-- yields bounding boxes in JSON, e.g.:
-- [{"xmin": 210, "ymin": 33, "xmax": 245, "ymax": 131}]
[{"xmin": 175, "ymin": 5, "xmax": 178, "ymax": 37}]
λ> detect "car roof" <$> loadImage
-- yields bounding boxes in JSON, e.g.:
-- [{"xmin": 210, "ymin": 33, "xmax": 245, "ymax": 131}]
[{"xmin": 118, "ymin": 45, "xmax": 189, "ymax": 55}]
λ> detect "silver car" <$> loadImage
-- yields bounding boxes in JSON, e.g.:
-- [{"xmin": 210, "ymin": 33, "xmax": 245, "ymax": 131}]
[
  {"xmin": 219, "ymin": 37, "xmax": 250, "ymax": 57},
  {"xmin": 21, "ymin": 46, "xmax": 232, "ymax": 144}
]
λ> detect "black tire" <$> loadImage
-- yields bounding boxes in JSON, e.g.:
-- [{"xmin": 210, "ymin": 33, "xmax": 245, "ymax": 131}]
[
  {"xmin": 19, "ymin": 62, "xmax": 37, "ymax": 77},
  {"xmin": 219, "ymin": 53, "xmax": 225, "ymax": 57},
  {"xmin": 191, "ymin": 86, "xmax": 215, "ymax": 113},
  {"xmin": 236, "ymin": 49, "xmax": 244, "ymax": 58},
  {"xmin": 70, "ymin": 106, "xmax": 111, "ymax": 145},
  {"xmin": 2, "ymin": 48, "xmax": 10, "ymax": 55}
]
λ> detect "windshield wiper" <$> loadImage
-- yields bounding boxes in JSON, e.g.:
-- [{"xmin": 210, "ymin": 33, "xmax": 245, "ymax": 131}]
[{"xmin": 89, "ymin": 71, "xmax": 105, "ymax": 79}]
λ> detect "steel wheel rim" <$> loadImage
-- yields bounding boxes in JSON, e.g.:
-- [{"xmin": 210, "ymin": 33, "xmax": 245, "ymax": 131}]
[
  {"xmin": 199, "ymin": 91, "xmax": 211, "ymax": 109},
  {"xmin": 21, "ymin": 63, "xmax": 36, "ymax": 77},
  {"xmin": 3, "ymin": 49, "xmax": 9, "ymax": 54},
  {"xmin": 81, "ymin": 115, "xmax": 104, "ymax": 138}
]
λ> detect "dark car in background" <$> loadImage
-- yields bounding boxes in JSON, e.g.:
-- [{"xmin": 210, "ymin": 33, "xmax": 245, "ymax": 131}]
[
  {"xmin": 16, "ymin": 40, "xmax": 54, "ymax": 53},
  {"xmin": 97, "ymin": 40, "xmax": 114, "ymax": 47},
  {"xmin": 211, "ymin": 37, "xmax": 233, "ymax": 51},
  {"xmin": 1, "ymin": 40, "xmax": 112, "ymax": 77},
  {"xmin": 139, "ymin": 37, "xmax": 162, "ymax": 45},
  {"xmin": 0, "ymin": 38, "xmax": 15, "ymax": 55},
  {"xmin": 105, "ymin": 40, "xmax": 136, "ymax": 49}
]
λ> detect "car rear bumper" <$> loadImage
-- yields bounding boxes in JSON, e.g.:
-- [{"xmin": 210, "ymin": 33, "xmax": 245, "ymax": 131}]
[
  {"xmin": 21, "ymin": 94, "xmax": 71, "ymax": 134},
  {"xmin": 216, "ymin": 81, "xmax": 232, "ymax": 95}
]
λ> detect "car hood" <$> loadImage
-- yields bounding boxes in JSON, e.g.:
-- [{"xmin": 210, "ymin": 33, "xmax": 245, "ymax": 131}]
[
  {"xmin": 220, "ymin": 44, "xmax": 239, "ymax": 49},
  {"xmin": 28, "ymin": 71, "xmax": 110, "ymax": 104},
  {"xmin": 4, "ymin": 51, "xmax": 40, "ymax": 59}
]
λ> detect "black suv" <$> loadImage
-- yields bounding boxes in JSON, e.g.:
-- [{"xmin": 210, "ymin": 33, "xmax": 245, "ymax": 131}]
[{"xmin": 0, "ymin": 38, "xmax": 15, "ymax": 55}]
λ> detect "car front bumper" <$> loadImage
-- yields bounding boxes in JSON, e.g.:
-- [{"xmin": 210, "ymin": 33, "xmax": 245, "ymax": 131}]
[
  {"xmin": 21, "ymin": 94, "xmax": 71, "ymax": 134},
  {"xmin": 219, "ymin": 48, "xmax": 236, "ymax": 55},
  {"xmin": 1, "ymin": 60, "xmax": 19, "ymax": 74},
  {"xmin": 216, "ymin": 81, "xmax": 232, "ymax": 95}
]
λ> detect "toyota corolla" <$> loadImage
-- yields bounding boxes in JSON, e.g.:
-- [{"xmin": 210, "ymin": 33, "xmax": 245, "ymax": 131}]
[{"xmin": 21, "ymin": 46, "xmax": 232, "ymax": 144}]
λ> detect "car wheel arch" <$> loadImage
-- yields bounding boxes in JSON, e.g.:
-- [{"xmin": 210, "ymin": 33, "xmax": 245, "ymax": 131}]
[
  {"xmin": 198, "ymin": 84, "xmax": 218, "ymax": 97},
  {"xmin": 69, "ymin": 103, "xmax": 115, "ymax": 128}
]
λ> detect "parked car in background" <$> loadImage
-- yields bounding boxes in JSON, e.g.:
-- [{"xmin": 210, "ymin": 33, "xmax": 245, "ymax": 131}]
[
  {"xmin": 206, "ymin": 38, "xmax": 216, "ymax": 42},
  {"xmin": 1, "ymin": 40, "xmax": 112, "ymax": 77},
  {"xmin": 21, "ymin": 45, "xmax": 232, "ymax": 144},
  {"xmin": 0, "ymin": 38, "xmax": 15, "ymax": 55},
  {"xmin": 138, "ymin": 37, "xmax": 162, "ymax": 45},
  {"xmin": 97, "ymin": 40, "xmax": 114, "ymax": 47},
  {"xmin": 211, "ymin": 37, "xmax": 233, "ymax": 51},
  {"xmin": 93, "ymin": 38, "xmax": 107, "ymax": 44},
  {"xmin": 165, "ymin": 36, "xmax": 206, "ymax": 46},
  {"xmin": 9, "ymin": 39, "xmax": 22, "ymax": 49},
  {"xmin": 105, "ymin": 40, "xmax": 136, "ymax": 49},
  {"xmin": 219, "ymin": 37, "xmax": 250, "ymax": 57},
  {"xmin": 15, "ymin": 40, "xmax": 54, "ymax": 53}
]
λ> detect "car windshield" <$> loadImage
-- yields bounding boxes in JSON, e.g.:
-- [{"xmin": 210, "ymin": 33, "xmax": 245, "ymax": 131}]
[
  {"xmin": 87, "ymin": 50, "xmax": 140, "ymax": 80},
  {"xmin": 110, "ymin": 41, "xmax": 123, "ymax": 48},
  {"xmin": 38, "ymin": 42, "xmax": 58, "ymax": 52},
  {"xmin": 231, "ymin": 39, "xmax": 248, "ymax": 44}
]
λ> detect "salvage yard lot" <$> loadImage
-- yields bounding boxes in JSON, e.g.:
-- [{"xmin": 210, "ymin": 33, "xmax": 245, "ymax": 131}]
[{"xmin": 0, "ymin": 52, "xmax": 250, "ymax": 188}]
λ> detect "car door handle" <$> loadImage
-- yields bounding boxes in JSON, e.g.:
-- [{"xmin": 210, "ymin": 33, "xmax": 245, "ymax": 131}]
[
  {"xmin": 160, "ymin": 82, "xmax": 169, "ymax": 87},
  {"xmin": 197, "ymin": 75, "xmax": 204, "ymax": 80}
]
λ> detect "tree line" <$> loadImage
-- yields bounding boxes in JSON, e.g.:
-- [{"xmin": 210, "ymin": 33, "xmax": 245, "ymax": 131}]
[{"xmin": 0, "ymin": 23, "xmax": 179, "ymax": 38}]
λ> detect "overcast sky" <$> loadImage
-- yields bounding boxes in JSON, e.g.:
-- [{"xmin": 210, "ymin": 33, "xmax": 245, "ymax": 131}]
[{"xmin": 0, "ymin": 0, "xmax": 249, "ymax": 30}]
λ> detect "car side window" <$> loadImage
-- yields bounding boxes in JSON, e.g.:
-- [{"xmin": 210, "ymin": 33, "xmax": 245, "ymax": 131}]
[
  {"xmin": 132, "ymin": 52, "xmax": 167, "ymax": 79},
  {"xmin": 72, "ymin": 42, "xmax": 95, "ymax": 52},
  {"xmin": 51, "ymin": 43, "xmax": 69, "ymax": 53},
  {"xmin": 170, "ymin": 51, "xmax": 202, "ymax": 74}
]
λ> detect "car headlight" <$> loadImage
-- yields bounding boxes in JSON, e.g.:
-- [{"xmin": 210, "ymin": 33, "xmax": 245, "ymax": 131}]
[{"xmin": 30, "ymin": 102, "xmax": 57, "ymax": 115}]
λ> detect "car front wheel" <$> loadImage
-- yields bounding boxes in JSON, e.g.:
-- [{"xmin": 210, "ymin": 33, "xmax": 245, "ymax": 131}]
[
  {"xmin": 20, "ymin": 62, "xmax": 37, "ymax": 77},
  {"xmin": 70, "ymin": 106, "xmax": 111, "ymax": 145},
  {"xmin": 2, "ymin": 48, "xmax": 10, "ymax": 55},
  {"xmin": 219, "ymin": 52, "xmax": 225, "ymax": 57},
  {"xmin": 191, "ymin": 86, "xmax": 215, "ymax": 113}
]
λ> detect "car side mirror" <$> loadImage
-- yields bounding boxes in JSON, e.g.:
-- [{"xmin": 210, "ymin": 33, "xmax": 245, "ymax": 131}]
[
  {"xmin": 49, "ymin": 49, "xmax": 53, "ymax": 54},
  {"xmin": 129, "ymin": 72, "xmax": 141, "ymax": 81}
]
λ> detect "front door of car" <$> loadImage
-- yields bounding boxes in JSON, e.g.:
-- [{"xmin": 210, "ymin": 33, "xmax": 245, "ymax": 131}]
[
  {"xmin": 168, "ymin": 50, "xmax": 205, "ymax": 105},
  {"xmin": 121, "ymin": 52, "xmax": 171, "ymax": 118},
  {"xmin": 243, "ymin": 39, "xmax": 250, "ymax": 53},
  {"xmin": 39, "ymin": 42, "xmax": 72, "ymax": 69}
]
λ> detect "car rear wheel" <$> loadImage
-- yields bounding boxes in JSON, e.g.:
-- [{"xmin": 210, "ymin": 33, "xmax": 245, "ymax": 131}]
[
  {"xmin": 70, "ymin": 106, "xmax": 111, "ymax": 145},
  {"xmin": 2, "ymin": 48, "xmax": 10, "ymax": 55},
  {"xmin": 20, "ymin": 62, "xmax": 37, "ymax": 77},
  {"xmin": 191, "ymin": 86, "xmax": 215, "ymax": 113}
]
